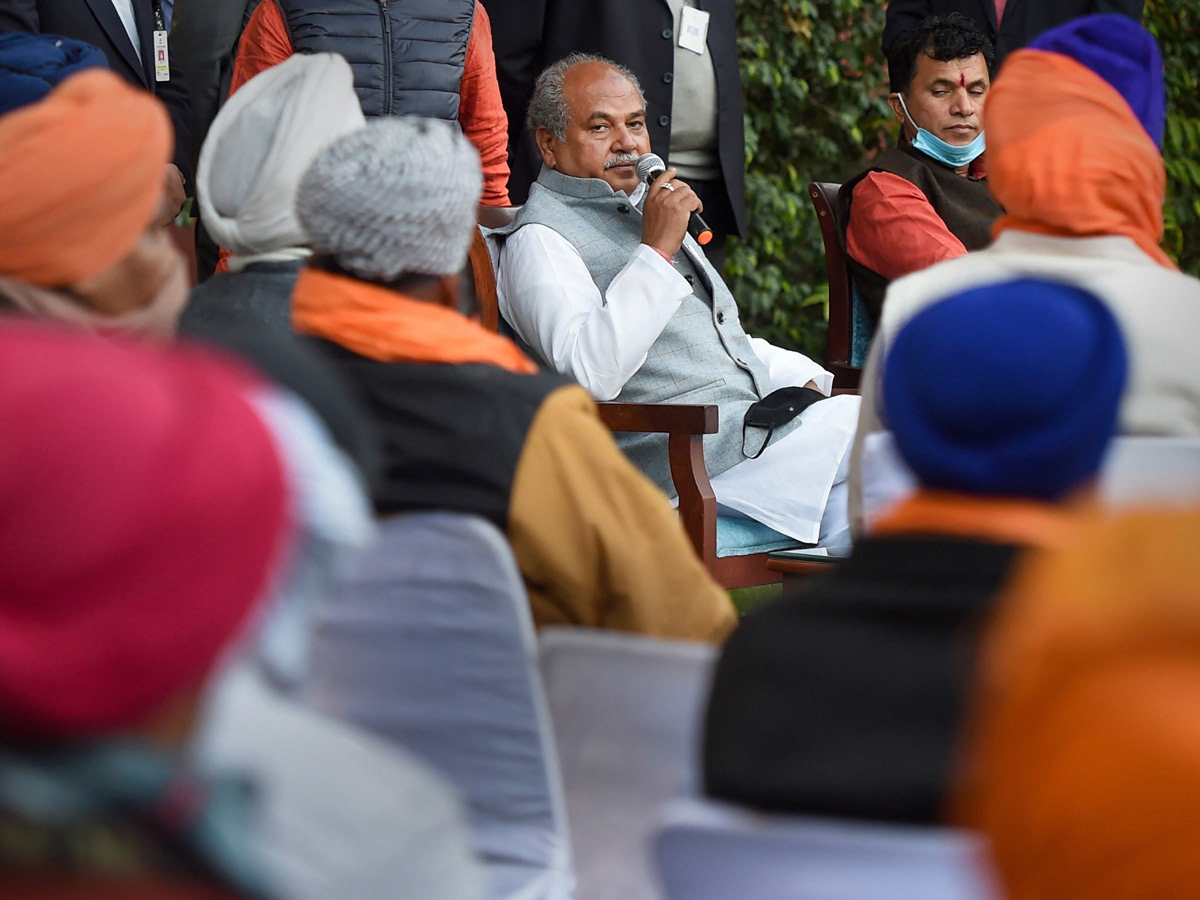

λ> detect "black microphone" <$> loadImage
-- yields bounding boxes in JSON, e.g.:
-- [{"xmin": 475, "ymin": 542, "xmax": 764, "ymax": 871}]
[{"xmin": 634, "ymin": 152, "xmax": 714, "ymax": 246}]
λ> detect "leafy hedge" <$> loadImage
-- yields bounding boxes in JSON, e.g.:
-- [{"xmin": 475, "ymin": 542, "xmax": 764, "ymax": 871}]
[
  {"xmin": 1146, "ymin": 1, "xmax": 1200, "ymax": 275},
  {"xmin": 730, "ymin": 0, "xmax": 1200, "ymax": 355}
]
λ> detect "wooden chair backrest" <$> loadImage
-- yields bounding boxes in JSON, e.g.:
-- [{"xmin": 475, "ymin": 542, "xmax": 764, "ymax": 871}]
[
  {"xmin": 467, "ymin": 205, "xmax": 521, "ymax": 332},
  {"xmin": 807, "ymin": 182, "xmax": 853, "ymax": 372},
  {"xmin": 468, "ymin": 227, "xmax": 500, "ymax": 332}
]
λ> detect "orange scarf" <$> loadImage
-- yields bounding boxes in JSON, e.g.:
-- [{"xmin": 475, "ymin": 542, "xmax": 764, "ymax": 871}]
[
  {"xmin": 986, "ymin": 49, "xmax": 1176, "ymax": 270},
  {"xmin": 871, "ymin": 490, "xmax": 1077, "ymax": 550},
  {"xmin": 292, "ymin": 268, "xmax": 538, "ymax": 373}
]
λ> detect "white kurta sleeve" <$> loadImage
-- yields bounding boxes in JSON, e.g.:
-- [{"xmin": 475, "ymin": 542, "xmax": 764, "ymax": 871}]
[
  {"xmin": 746, "ymin": 336, "xmax": 835, "ymax": 395},
  {"xmin": 497, "ymin": 224, "xmax": 692, "ymax": 401}
]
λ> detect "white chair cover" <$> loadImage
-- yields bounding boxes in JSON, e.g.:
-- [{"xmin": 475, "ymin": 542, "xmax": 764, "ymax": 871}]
[
  {"xmin": 306, "ymin": 512, "xmax": 574, "ymax": 900},
  {"xmin": 1098, "ymin": 435, "xmax": 1200, "ymax": 505},
  {"xmin": 539, "ymin": 627, "xmax": 717, "ymax": 900},
  {"xmin": 654, "ymin": 796, "xmax": 1004, "ymax": 900},
  {"xmin": 860, "ymin": 432, "xmax": 1200, "ymax": 529},
  {"xmin": 859, "ymin": 431, "xmax": 919, "ymax": 529}
]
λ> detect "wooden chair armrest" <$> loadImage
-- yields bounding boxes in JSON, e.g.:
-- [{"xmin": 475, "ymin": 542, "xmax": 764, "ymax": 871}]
[
  {"xmin": 828, "ymin": 363, "xmax": 861, "ymax": 393},
  {"xmin": 595, "ymin": 402, "xmax": 718, "ymax": 435},
  {"xmin": 596, "ymin": 401, "xmax": 719, "ymax": 570}
]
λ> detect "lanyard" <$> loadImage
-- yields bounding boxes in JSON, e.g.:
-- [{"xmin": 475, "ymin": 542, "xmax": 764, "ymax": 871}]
[{"xmin": 150, "ymin": 0, "xmax": 170, "ymax": 82}]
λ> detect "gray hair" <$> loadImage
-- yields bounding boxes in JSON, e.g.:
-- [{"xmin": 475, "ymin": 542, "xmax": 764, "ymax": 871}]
[{"xmin": 526, "ymin": 53, "xmax": 645, "ymax": 141}]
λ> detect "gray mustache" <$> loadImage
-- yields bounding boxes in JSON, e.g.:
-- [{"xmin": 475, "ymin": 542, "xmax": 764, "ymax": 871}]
[{"xmin": 605, "ymin": 152, "xmax": 639, "ymax": 169}]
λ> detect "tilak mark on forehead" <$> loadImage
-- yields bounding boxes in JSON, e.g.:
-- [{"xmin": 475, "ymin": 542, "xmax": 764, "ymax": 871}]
[{"xmin": 959, "ymin": 72, "xmax": 966, "ymax": 87}]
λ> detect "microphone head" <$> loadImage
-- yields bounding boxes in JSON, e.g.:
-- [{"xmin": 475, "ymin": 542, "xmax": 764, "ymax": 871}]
[{"xmin": 635, "ymin": 153, "xmax": 666, "ymax": 184}]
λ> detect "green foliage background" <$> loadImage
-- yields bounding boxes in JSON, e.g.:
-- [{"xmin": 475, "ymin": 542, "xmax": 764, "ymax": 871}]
[
  {"xmin": 728, "ymin": 0, "xmax": 1200, "ymax": 355},
  {"xmin": 1146, "ymin": 1, "xmax": 1200, "ymax": 275}
]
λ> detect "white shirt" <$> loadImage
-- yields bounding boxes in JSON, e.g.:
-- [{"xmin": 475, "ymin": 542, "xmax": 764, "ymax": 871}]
[
  {"xmin": 109, "ymin": 0, "xmax": 143, "ymax": 62},
  {"xmin": 497, "ymin": 184, "xmax": 832, "ymax": 399},
  {"xmin": 496, "ymin": 190, "xmax": 859, "ymax": 545}
]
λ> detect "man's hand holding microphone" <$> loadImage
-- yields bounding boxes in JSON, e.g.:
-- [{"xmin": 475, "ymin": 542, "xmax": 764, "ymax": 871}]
[{"xmin": 637, "ymin": 152, "xmax": 713, "ymax": 260}]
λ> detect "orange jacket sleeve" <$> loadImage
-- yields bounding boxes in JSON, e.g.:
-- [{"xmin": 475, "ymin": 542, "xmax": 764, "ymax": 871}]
[
  {"xmin": 227, "ymin": 0, "xmax": 294, "ymax": 98},
  {"xmin": 461, "ymin": 3, "xmax": 512, "ymax": 206},
  {"xmin": 845, "ymin": 171, "xmax": 968, "ymax": 281}
]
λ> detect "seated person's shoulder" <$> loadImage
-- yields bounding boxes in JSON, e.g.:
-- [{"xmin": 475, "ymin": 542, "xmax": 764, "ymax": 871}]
[
  {"xmin": 847, "ymin": 169, "xmax": 928, "ymax": 211},
  {"xmin": 843, "ymin": 171, "xmax": 970, "ymax": 288},
  {"xmin": 524, "ymin": 382, "xmax": 606, "ymax": 442}
]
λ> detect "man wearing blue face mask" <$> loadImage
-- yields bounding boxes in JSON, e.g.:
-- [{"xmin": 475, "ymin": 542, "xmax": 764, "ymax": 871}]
[{"xmin": 839, "ymin": 13, "xmax": 1003, "ymax": 329}]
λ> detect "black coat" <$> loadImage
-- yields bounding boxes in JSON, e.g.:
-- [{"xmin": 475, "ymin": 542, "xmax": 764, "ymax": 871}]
[
  {"xmin": 0, "ymin": 0, "xmax": 193, "ymax": 180},
  {"xmin": 169, "ymin": 0, "xmax": 259, "ymax": 171},
  {"xmin": 882, "ymin": 0, "xmax": 1145, "ymax": 69},
  {"xmin": 488, "ymin": 0, "xmax": 746, "ymax": 238},
  {"xmin": 703, "ymin": 534, "xmax": 1021, "ymax": 824}
]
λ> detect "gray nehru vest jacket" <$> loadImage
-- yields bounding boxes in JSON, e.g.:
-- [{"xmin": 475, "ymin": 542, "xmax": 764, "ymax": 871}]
[
  {"xmin": 275, "ymin": 0, "xmax": 473, "ymax": 120},
  {"xmin": 494, "ymin": 167, "xmax": 802, "ymax": 497}
]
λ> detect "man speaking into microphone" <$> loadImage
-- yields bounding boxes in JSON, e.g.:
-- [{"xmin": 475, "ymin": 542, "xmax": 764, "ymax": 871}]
[
  {"xmin": 637, "ymin": 151, "xmax": 714, "ymax": 246},
  {"xmin": 495, "ymin": 54, "xmax": 861, "ymax": 549}
]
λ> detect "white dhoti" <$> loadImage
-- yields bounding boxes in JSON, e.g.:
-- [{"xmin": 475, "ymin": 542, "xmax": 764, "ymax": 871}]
[{"xmin": 710, "ymin": 338, "xmax": 859, "ymax": 547}]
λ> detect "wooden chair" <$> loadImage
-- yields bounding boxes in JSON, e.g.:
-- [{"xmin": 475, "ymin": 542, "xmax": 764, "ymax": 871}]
[
  {"xmin": 808, "ymin": 182, "xmax": 863, "ymax": 391},
  {"xmin": 468, "ymin": 218, "xmax": 789, "ymax": 589}
]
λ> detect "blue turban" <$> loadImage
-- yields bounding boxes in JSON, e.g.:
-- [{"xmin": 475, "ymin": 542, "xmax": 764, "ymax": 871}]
[
  {"xmin": 884, "ymin": 279, "xmax": 1127, "ymax": 501},
  {"xmin": 1029, "ymin": 13, "xmax": 1165, "ymax": 148},
  {"xmin": 0, "ymin": 32, "xmax": 108, "ymax": 116}
]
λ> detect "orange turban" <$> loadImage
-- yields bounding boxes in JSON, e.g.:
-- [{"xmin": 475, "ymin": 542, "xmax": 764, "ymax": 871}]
[
  {"xmin": 0, "ymin": 69, "xmax": 171, "ymax": 287},
  {"xmin": 986, "ymin": 49, "xmax": 1174, "ymax": 269},
  {"xmin": 953, "ymin": 508, "xmax": 1200, "ymax": 900}
]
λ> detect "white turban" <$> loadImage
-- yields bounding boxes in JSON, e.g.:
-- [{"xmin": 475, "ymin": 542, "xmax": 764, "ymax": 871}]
[{"xmin": 197, "ymin": 53, "xmax": 365, "ymax": 265}]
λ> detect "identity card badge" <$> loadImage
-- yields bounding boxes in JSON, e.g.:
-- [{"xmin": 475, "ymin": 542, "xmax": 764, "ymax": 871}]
[
  {"xmin": 678, "ymin": 6, "xmax": 710, "ymax": 55},
  {"xmin": 153, "ymin": 29, "xmax": 170, "ymax": 81}
]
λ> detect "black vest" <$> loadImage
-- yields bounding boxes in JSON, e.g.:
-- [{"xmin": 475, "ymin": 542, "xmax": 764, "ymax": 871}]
[
  {"xmin": 310, "ymin": 339, "xmax": 571, "ymax": 530},
  {"xmin": 704, "ymin": 534, "xmax": 1021, "ymax": 823},
  {"xmin": 274, "ymin": 0, "xmax": 473, "ymax": 120},
  {"xmin": 839, "ymin": 144, "xmax": 1003, "ymax": 326}
]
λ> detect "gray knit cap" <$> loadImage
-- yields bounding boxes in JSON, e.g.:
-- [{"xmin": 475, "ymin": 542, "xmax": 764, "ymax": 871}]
[{"xmin": 296, "ymin": 117, "xmax": 483, "ymax": 280}]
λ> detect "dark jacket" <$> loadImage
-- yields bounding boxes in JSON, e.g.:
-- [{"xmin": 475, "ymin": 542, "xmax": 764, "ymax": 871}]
[
  {"xmin": 703, "ymin": 534, "xmax": 1021, "ymax": 824},
  {"xmin": 882, "ymin": 0, "xmax": 1145, "ymax": 68},
  {"xmin": 179, "ymin": 259, "xmax": 302, "ymax": 334},
  {"xmin": 0, "ymin": 0, "xmax": 194, "ymax": 180},
  {"xmin": 272, "ymin": 0, "xmax": 473, "ymax": 120},
  {"xmin": 838, "ymin": 144, "xmax": 1002, "ymax": 327},
  {"xmin": 488, "ymin": 0, "xmax": 746, "ymax": 237},
  {"xmin": 310, "ymin": 340, "xmax": 568, "ymax": 529},
  {"xmin": 169, "ymin": 0, "xmax": 261, "ymax": 170}
]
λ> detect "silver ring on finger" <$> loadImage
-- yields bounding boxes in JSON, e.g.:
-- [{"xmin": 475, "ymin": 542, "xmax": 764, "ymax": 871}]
[{"xmin": 660, "ymin": 181, "xmax": 676, "ymax": 192}]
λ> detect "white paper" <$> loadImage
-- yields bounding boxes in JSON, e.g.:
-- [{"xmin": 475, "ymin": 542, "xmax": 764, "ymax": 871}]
[{"xmin": 678, "ymin": 6, "xmax": 710, "ymax": 55}]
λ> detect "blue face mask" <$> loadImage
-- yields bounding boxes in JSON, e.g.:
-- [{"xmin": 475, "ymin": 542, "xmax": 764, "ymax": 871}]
[{"xmin": 894, "ymin": 93, "xmax": 986, "ymax": 169}]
